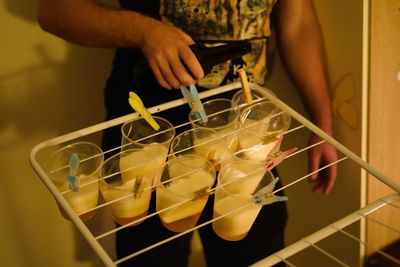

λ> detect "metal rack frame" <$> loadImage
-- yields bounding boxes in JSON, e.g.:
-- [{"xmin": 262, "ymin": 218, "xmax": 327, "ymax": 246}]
[{"xmin": 30, "ymin": 82, "xmax": 400, "ymax": 266}]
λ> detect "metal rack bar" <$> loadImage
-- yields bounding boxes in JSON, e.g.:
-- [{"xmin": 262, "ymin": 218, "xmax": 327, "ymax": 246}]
[
  {"xmin": 250, "ymin": 194, "xmax": 400, "ymax": 267},
  {"xmin": 302, "ymin": 239, "xmax": 351, "ymax": 267}
]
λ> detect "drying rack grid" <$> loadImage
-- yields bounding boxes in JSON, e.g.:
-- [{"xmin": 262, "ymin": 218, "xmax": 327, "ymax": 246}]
[{"xmin": 30, "ymin": 82, "xmax": 400, "ymax": 267}]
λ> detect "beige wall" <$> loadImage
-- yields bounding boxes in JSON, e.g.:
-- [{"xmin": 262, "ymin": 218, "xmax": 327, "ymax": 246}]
[
  {"xmin": 0, "ymin": 0, "xmax": 365, "ymax": 266},
  {"xmin": 266, "ymin": 0, "xmax": 364, "ymax": 265},
  {"xmin": 0, "ymin": 1, "xmax": 115, "ymax": 266}
]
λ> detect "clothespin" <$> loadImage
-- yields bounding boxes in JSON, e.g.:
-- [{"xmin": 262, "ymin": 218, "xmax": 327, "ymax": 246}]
[
  {"xmin": 133, "ymin": 176, "xmax": 144, "ymax": 198},
  {"xmin": 238, "ymin": 69, "xmax": 253, "ymax": 105},
  {"xmin": 128, "ymin": 91, "xmax": 160, "ymax": 131},
  {"xmin": 68, "ymin": 153, "xmax": 79, "ymax": 192},
  {"xmin": 180, "ymin": 84, "xmax": 208, "ymax": 123},
  {"xmin": 253, "ymin": 177, "xmax": 288, "ymax": 206},
  {"xmin": 264, "ymin": 136, "xmax": 298, "ymax": 171}
]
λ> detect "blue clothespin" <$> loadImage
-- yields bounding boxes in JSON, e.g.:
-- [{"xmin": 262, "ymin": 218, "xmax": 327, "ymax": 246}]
[
  {"xmin": 68, "ymin": 153, "xmax": 80, "ymax": 192},
  {"xmin": 253, "ymin": 177, "xmax": 288, "ymax": 206},
  {"xmin": 180, "ymin": 84, "xmax": 208, "ymax": 123}
]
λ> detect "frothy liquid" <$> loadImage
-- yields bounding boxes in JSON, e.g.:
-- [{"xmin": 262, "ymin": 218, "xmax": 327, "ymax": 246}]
[
  {"xmin": 60, "ymin": 174, "xmax": 99, "ymax": 220},
  {"xmin": 193, "ymin": 132, "xmax": 234, "ymax": 171},
  {"xmin": 239, "ymin": 134, "xmax": 276, "ymax": 161},
  {"xmin": 217, "ymin": 127, "xmax": 239, "ymax": 153},
  {"xmin": 142, "ymin": 144, "xmax": 169, "ymax": 185},
  {"xmin": 102, "ymin": 178, "xmax": 152, "ymax": 226},
  {"xmin": 157, "ymin": 170, "xmax": 213, "ymax": 232},
  {"xmin": 239, "ymin": 119, "xmax": 277, "ymax": 161},
  {"xmin": 222, "ymin": 163, "xmax": 265, "ymax": 194},
  {"xmin": 102, "ymin": 150, "xmax": 155, "ymax": 226},
  {"xmin": 213, "ymin": 194, "xmax": 261, "ymax": 241}
]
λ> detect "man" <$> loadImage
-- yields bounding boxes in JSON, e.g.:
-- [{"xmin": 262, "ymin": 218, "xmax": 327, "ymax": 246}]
[{"xmin": 37, "ymin": 1, "xmax": 337, "ymax": 266}]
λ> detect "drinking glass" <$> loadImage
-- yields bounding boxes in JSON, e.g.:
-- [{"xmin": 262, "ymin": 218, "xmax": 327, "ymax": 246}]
[
  {"xmin": 156, "ymin": 155, "xmax": 215, "ymax": 232},
  {"xmin": 100, "ymin": 148, "xmax": 156, "ymax": 226},
  {"xmin": 170, "ymin": 128, "xmax": 232, "ymax": 171},
  {"xmin": 212, "ymin": 160, "xmax": 274, "ymax": 241},
  {"xmin": 237, "ymin": 100, "xmax": 291, "ymax": 161},
  {"xmin": 121, "ymin": 116, "xmax": 175, "ymax": 185},
  {"xmin": 46, "ymin": 141, "xmax": 104, "ymax": 221},
  {"xmin": 189, "ymin": 98, "xmax": 239, "ymax": 161}
]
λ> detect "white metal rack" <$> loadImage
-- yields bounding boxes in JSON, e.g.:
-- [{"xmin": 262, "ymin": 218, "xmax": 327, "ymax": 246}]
[{"xmin": 30, "ymin": 82, "xmax": 400, "ymax": 266}]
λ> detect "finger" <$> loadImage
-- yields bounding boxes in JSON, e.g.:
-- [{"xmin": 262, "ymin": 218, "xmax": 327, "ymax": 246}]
[
  {"xmin": 148, "ymin": 60, "xmax": 172, "ymax": 89},
  {"xmin": 311, "ymin": 168, "xmax": 326, "ymax": 194},
  {"xmin": 178, "ymin": 29, "xmax": 195, "ymax": 45},
  {"xmin": 308, "ymin": 151, "xmax": 321, "ymax": 182},
  {"xmin": 169, "ymin": 52, "xmax": 197, "ymax": 86},
  {"xmin": 179, "ymin": 46, "xmax": 204, "ymax": 79},
  {"xmin": 155, "ymin": 54, "xmax": 181, "ymax": 89},
  {"xmin": 323, "ymin": 165, "xmax": 337, "ymax": 195},
  {"xmin": 177, "ymin": 28, "xmax": 198, "ymax": 79},
  {"xmin": 312, "ymin": 183, "xmax": 324, "ymax": 194}
]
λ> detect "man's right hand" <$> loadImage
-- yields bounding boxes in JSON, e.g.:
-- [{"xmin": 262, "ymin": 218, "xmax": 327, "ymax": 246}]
[
  {"xmin": 37, "ymin": 1, "xmax": 204, "ymax": 89},
  {"xmin": 139, "ymin": 19, "xmax": 204, "ymax": 89}
]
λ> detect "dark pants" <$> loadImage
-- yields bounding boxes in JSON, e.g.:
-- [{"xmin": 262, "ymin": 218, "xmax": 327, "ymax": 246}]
[
  {"xmin": 113, "ymin": 183, "xmax": 287, "ymax": 267},
  {"xmin": 197, "ymin": 175, "xmax": 287, "ymax": 267}
]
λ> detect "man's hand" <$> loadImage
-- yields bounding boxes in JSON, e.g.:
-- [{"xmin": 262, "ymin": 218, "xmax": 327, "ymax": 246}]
[
  {"xmin": 37, "ymin": 0, "xmax": 204, "ymax": 90},
  {"xmin": 308, "ymin": 133, "xmax": 338, "ymax": 195},
  {"xmin": 139, "ymin": 20, "xmax": 204, "ymax": 89}
]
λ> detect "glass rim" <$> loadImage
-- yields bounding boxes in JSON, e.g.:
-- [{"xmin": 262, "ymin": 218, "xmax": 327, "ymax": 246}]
[
  {"xmin": 189, "ymin": 98, "xmax": 239, "ymax": 130},
  {"xmin": 121, "ymin": 116, "xmax": 176, "ymax": 146},
  {"xmin": 170, "ymin": 127, "xmax": 219, "ymax": 156},
  {"xmin": 239, "ymin": 100, "xmax": 291, "ymax": 130},
  {"xmin": 240, "ymin": 99, "xmax": 280, "ymax": 115},
  {"xmin": 232, "ymin": 87, "xmax": 276, "ymax": 102},
  {"xmin": 46, "ymin": 141, "xmax": 104, "ymax": 176}
]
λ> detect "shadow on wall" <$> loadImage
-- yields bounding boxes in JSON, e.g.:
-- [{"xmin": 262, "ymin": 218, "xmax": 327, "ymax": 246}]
[
  {"xmin": 0, "ymin": 0, "xmax": 115, "ymax": 144},
  {"xmin": 1, "ymin": 0, "xmax": 117, "ymax": 265},
  {"xmin": 0, "ymin": 43, "xmax": 110, "ymax": 141}
]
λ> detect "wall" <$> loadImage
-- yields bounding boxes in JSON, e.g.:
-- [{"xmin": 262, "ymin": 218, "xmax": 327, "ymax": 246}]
[
  {"xmin": 0, "ymin": 1, "xmax": 115, "ymax": 266},
  {"xmin": 266, "ymin": 0, "xmax": 364, "ymax": 265}
]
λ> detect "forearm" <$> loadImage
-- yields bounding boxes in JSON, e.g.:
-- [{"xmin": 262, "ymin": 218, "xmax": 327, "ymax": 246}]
[
  {"xmin": 37, "ymin": 0, "xmax": 158, "ymax": 48},
  {"xmin": 275, "ymin": 0, "xmax": 333, "ymax": 133},
  {"xmin": 37, "ymin": 0, "xmax": 201, "ymax": 88}
]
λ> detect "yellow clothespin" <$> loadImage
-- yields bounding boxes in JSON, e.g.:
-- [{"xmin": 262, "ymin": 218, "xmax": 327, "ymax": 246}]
[
  {"xmin": 128, "ymin": 91, "xmax": 160, "ymax": 131},
  {"xmin": 238, "ymin": 69, "xmax": 253, "ymax": 105}
]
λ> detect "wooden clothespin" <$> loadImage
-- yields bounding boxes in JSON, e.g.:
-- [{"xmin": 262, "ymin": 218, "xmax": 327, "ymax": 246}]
[{"xmin": 238, "ymin": 69, "xmax": 253, "ymax": 105}]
